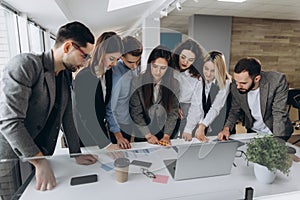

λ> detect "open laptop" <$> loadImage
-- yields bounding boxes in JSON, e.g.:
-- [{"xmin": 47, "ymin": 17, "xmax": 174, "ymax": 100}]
[{"xmin": 163, "ymin": 139, "xmax": 242, "ymax": 181}]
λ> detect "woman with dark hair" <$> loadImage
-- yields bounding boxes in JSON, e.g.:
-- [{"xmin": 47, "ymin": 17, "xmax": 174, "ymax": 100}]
[
  {"xmin": 73, "ymin": 32, "xmax": 124, "ymax": 147},
  {"xmin": 172, "ymin": 39, "xmax": 205, "ymax": 141},
  {"xmin": 129, "ymin": 45, "xmax": 180, "ymax": 145}
]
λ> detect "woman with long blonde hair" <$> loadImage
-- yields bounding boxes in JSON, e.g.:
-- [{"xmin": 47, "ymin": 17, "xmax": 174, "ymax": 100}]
[{"xmin": 195, "ymin": 50, "xmax": 232, "ymax": 141}]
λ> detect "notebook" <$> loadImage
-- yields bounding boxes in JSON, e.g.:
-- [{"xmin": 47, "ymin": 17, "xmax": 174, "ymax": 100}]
[{"xmin": 163, "ymin": 139, "xmax": 242, "ymax": 181}]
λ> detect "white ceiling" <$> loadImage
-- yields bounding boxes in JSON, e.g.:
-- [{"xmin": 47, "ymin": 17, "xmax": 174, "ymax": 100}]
[{"xmin": 2, "ymin": 0, "xmax": 300, "ymax": 36}]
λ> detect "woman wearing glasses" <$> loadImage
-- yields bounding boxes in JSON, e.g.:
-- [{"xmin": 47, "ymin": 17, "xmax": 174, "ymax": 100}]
[
  {"xmin": 172, "ymin": 39, "xmax": 205, "ymax": 141},
  {"xmin": 195, "ymin": 51, "xmax": 232, "ymax": 142},
  {"xmin": 73, "ymin": 32, "xmax": 124, "ymax": 147},
  {"xmin": 129, "ymin": 45, "xmax": 179, "ymax": 145}
]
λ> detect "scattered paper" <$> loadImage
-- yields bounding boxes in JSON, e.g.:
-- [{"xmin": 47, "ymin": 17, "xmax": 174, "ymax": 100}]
[
  {"xmin": 101, "ymin": 162, "xmax": 114, "ymax": 171},
  {"xmin": 152, "ymin": 174, "xmax": 169, "ymax": 184}
]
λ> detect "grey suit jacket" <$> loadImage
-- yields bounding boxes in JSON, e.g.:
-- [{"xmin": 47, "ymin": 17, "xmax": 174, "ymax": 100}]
[
  {"xmin": 129, "ymin": 74, "xmax": 180, "ymax": 137},
  {"xmin": 225, "ymin": 71, "xmax": 293, "ymax": 137},
  {"xmin": 0, "ymin": 51, "xmax": 80, "ymax": 159}
]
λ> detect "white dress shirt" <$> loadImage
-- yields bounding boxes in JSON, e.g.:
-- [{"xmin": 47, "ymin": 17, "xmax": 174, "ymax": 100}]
[
  {"xmin": 201, "ymin": 79, "xmax": 231, "ymax": 128},
  {"xmin": 98, "ymin": 67, "xmax": 109, "ymax": 100},
  {"xmin": 99, "ymin": 75, "xmax": 106, "ymax": 100},
  {"xmin": 174, "ymin": 70, "xmax": 201, "ymax": 103},
  {"xmin": 174, "ymin": 70, "xmax": 204, "ymax": 134},
  {"xmin": 247, "ymin": 87, "xmax": 272, "ymax": 134}
]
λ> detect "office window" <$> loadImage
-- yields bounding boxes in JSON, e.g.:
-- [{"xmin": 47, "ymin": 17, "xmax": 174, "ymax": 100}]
[
  {"xmin": 0, "ymin": 4, "xmax": 54, "ymax": 200},
  {"xmin": 43, "ymin": 31, "xmax": 56, "ymax": 51},
  {"xmin": 0, "ymin": 5, "xmax": 20, "ymax": 72},
  {"xmin": 50, "ymin": 35, "xmax": 55, "ymax": 48},
  {"xmin": 28, "ymin": 22, "xmax": 44, "ymax": 53},
  {"xmin": 17, "ymin": 14, "xmax": 30, "ymax": 53}
]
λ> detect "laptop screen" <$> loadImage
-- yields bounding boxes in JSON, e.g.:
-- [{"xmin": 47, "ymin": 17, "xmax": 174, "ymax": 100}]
[{"xmin": 164, "ymin": 140, "xmax": 241, "ymax": 181}]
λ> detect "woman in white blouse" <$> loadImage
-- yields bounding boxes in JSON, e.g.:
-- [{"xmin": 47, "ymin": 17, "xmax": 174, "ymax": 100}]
[
  {"xmin": 195, "ymin": 51, "xmax": 232, "ymax": 142},
  {"xmin": 172, "ymin": 39, "xmax": 205, "ymax": 141}
]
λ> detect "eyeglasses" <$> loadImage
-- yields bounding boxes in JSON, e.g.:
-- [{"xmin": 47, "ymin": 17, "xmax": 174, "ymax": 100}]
[
  {"xmin": 234, "ymin": 150, "xmax": 249, "ymax": 167},
  {"xmin": 141, "ymin": 168, "xmax": 156, "ymax": 179},
  {"xmin": 235, "ymin": 150, "xmax": 247, "ymax": 158},
  {"xmin": 71, "ymin": 42, "xmax": 91, "ymax": 61}
]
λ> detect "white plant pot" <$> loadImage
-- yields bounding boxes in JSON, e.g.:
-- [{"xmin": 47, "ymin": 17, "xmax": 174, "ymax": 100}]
[{"xmin": 254, "ymin": 163, "xmax": 276, "ymax": 184}]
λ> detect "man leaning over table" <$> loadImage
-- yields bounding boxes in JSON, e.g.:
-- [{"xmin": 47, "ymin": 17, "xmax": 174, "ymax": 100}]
[
  {"xmin": 0, "ymin": 21, "xmax": 98, "ymax": 193},
  {"xmin": 106, "ymin": 36, "xmax": 143, "ymax": 149},
  {"xmin": 218, "ymin": 57, "xmax": 293, "ymax": 141}
]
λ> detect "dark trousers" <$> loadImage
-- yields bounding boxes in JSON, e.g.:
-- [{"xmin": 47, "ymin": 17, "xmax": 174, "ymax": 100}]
[
  {"xmin": 172, "ymin": 103, "xmax": 191, "ymax": 139},
  {"xmin": 0, "ymin": 160, "xmax": 22, "ymax": 200}
]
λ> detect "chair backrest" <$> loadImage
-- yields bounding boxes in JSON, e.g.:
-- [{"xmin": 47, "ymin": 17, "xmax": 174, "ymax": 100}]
[
  {"xmin": 293, "ymin": 94, "xmax": 300, "ymax": 109},
  {"xmin": 288, "ymin": 89, "xmax": 300, "ymax": 121},
  {"xmin": 288, "ymin": 89, "xmax": 300, "ymax": 112}
]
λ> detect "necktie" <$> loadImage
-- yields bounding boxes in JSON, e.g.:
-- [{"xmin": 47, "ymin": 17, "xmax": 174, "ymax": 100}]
[
  {"xmin": 204, "ymin": 94, "xmax": 212, "ymax": 116},
  {"xmin": 201, "ymin": 81, "xmax": 211, "ymax": 134}
]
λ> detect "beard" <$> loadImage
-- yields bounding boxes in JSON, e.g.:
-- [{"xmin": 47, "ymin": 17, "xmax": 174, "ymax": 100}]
[
  {"xmin": 238, "ymin": 80, "xmax": 255, "ymax": 94},
  {"xmin": 63, "ymin": 62, "xmax": 79, "ymax": 73}
]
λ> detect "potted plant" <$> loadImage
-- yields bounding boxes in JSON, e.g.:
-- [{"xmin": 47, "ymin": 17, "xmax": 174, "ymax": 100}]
[{"xmin": 246, "ymin": 135, "xmax": 292, "ymax": 184}]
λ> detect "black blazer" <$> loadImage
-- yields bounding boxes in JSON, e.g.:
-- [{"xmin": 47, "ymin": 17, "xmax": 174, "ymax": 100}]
[
  {"xmin": 73, "ymin": 67, "xmax": 112, "ymax": 147},
  {"xmin": 95, "ymin": 69, "xmax": 112, "ymax": 133}
]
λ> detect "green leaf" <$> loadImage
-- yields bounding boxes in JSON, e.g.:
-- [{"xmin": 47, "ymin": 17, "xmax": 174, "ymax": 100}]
[{"xmin": 246, "ymin": 135, "xmax": 291, "ymax": 175}]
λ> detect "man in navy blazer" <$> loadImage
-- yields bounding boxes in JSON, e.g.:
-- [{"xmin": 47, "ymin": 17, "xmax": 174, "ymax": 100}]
[
  {"xmin": 0, "ymin": 21, "xmax": 97, "ymax": 192},
  {"xmin": 218, "ymin": 57, "xmax": 293, "ymax": 141}
]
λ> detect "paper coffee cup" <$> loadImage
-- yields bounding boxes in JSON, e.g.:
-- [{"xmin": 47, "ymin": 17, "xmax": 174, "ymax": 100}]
[{"xmin": 114, "ymin": 158, "xmax": 130, "ymax": 183}]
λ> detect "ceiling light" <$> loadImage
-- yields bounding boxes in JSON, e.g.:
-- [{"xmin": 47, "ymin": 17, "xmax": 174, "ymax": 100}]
[
  {"xmin": 107, "ymin": 0, "xmax": 153, "ymax": 12},
  {"xmin": 160, "ymin": 8, "xmax": 168, "ymax": 17},
  {"xmin": 217, "ymin": 0, "xmax": 246, "ymax": 2},
  {"xmin": 176, "ymin": 0, "xmax": 182, "ymax": 11}
]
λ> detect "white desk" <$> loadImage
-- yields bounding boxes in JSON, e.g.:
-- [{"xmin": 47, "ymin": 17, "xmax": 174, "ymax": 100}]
[{"xmin": 19, "ymin": 135, "xmax": 300, "ymax": 200}]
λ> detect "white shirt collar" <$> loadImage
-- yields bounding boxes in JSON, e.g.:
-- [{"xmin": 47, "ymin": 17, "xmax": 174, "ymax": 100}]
[
  {"xmin": 205, "ymin": 79, "xmax": 216, "ymax": 87},
  {"xmin": 181, "ymin": 69, "xmax": 190, "ymax": 77}
]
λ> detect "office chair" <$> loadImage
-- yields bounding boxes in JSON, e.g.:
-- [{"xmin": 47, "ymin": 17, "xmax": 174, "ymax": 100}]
[
  {"xmin": 288, "ymin": 91, "xmax": 300, "ymax": 145},
  {"xmin": 287, "ymin": 89, "xmax": 300, "ymax": 126},
  {"xmin": 287, "ymin": 88, "xmax": 300, "ymax": 117},
  {"xmin": 293, "ymin": 94, "xmax": 300, "ymax": 129},
  {"xmin": 293, "ymin": 94, "xmax": 300, "ymax": 130}
]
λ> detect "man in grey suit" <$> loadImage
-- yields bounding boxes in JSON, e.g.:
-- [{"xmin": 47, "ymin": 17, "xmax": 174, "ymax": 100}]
[
  {"xmin": 0, "ymin": 21, "xmax": 97, "ymax": 193},
  {"xmin": 218, "ymin": 57, "xmax": 293, "ymax": 141}
]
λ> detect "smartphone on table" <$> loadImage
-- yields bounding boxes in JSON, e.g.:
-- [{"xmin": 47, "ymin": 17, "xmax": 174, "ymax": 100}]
[
  {"xmin": 130, "ymin": 160, "xmax": 152, "ymax": 168},
  {"xmin": 70, "ymin": 174, "xmax": 98, "ymax": 186}
]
